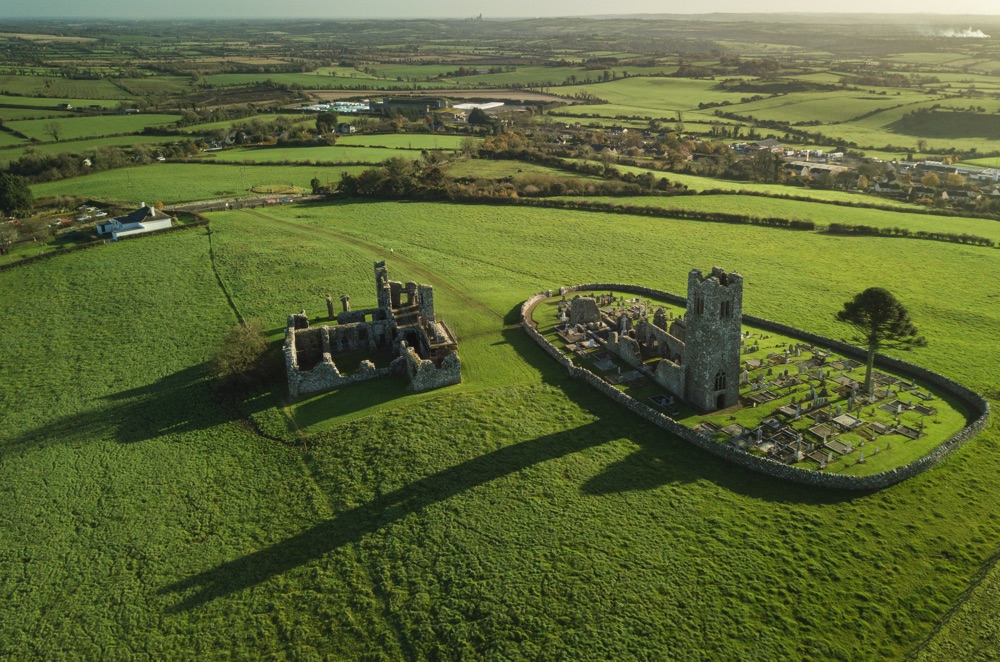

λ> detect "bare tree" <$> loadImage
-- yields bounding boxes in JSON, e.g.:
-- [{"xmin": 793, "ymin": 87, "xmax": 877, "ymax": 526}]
[{"xmin": 44, "ymin": 121, "xmax": 62, "ymax": 142}]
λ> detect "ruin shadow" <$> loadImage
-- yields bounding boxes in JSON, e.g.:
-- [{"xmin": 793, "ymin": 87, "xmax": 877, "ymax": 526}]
[
  {"xmin": 159, "ymin": 419, "xmax": 621, "ymax": 612},
  {"xmin": 1, "ymin": 363, "xmax": 270, "ymax": 461},
  {"xmin": 504, "ymin": 303, "xmax": 867, "ymax": 505}
]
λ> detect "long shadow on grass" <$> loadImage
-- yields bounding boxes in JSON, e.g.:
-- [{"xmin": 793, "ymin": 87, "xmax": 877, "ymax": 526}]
[
  {"xmin": 0, "ymin": 363, "xmax": 271, "ymax": 460},
  {"xmin": 160, "ymin": 418, "xmax": 640, "ymax": 612},
  {"xmin": 502, "ymin": 303, "xmax": 867, "ymax": 505}
]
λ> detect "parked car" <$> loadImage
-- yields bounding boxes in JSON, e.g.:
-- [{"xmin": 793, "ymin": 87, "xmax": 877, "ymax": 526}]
[
  {"xmin": 75, "ymin": 215, "xmax": 91, "ymax": 222},
  {"xmin": 94, "ymin": 211, "xmax": 108, "ymax": 218}
]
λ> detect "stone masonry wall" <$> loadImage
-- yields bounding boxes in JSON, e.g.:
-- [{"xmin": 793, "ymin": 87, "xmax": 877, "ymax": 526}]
[
  {"xmin": 522, "ymin": 286, "xmax": 990, "ymax": 491},
  {"xmin": 404, "ymin": 347, "xmax": 462, "ymax": 392}
]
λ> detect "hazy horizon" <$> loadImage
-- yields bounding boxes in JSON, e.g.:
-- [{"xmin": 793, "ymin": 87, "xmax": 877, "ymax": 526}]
[{"xmin": 2, "ymin": 2, "xmax": 1000, "ymax": 21}]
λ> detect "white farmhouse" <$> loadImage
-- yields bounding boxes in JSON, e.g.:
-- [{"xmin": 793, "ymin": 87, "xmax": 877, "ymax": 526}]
[{"xmin": 95, "ymin": 203, "xmax": 173, "ymax": 241}]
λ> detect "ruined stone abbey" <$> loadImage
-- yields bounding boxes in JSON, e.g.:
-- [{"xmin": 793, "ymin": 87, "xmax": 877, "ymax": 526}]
[
  {"xmin": 283, "ymin": 261, "xmax": 461, "ymax": 399},
  {"xmin": 569, "ymin": 267, "xmax": 743, "ymax": 412}
]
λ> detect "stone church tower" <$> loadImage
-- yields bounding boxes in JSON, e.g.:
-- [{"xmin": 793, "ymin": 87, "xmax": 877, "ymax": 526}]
[{"xmin": 684, "ymin": 267, "xmax": 743, "ymax": 411}]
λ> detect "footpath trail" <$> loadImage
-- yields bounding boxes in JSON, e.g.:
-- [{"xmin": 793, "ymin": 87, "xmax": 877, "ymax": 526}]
[{"xmin": 235, "ymin": 207, "xmax": 505, "ymax": 324}]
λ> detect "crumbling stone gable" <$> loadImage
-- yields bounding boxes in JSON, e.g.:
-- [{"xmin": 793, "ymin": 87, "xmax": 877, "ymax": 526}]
[
  {"xmin": 654, "ymin": 359, "xmax": 686, "ymax": 396},
  {"xmin": 402, "ymin": 344, "xmax": 462, "ymax": 392},
  {"xmin": 568, "ymin": 296, "xmax": 601, "ymax": 327},
  {"xmin": 607, "ymin": 331, "xmax": 643, "ymax": 368},
  {"xmin": 635, "ymin": 319, "xmax": 684, "ymax": 361}
]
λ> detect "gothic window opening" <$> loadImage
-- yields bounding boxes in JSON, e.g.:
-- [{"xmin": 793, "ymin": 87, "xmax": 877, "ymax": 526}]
[
  {"xmin": 695, "ymin": 295, "xmax": 704, "ymax": 315},
  {"xmin": 714, "ymin": 369, "xmax": 727, "ymax": 391},
  {"xmin": 720, "ymin": 300, "xmax": 731, "ymax": 318}
]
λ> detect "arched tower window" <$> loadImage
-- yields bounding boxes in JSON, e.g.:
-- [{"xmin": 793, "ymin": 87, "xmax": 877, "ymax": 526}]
[
  {"xmin": 720, "ymin": 300, "xmax": 731, "ymax": 318},
  {"xmin": 714, "ymin": 369, "xmax": 727, "ymax": 391},
  {"xmin": 695, "ymin": 295, "xmax": 704, "ymax": 315}
]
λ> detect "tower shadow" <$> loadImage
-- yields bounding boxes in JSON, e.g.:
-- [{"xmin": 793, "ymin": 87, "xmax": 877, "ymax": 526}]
[{"xmin": 160, "ymin": 420, "xmax": 626, "ymax": 612}]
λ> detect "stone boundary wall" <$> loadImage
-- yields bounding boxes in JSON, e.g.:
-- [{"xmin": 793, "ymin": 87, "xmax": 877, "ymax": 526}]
[{"xmin": 521, "ymin": 285, "xmax": 990, "ymax": 491}]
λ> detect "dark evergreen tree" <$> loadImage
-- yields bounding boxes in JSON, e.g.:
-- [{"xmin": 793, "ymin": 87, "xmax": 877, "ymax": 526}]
[
  {"xmin": 0, "ymin": 173, "xmax": 32, "ymax": 217},
  {"xmin": 836, "ymin": 288, "xmax": 927, "ymax": 393}
]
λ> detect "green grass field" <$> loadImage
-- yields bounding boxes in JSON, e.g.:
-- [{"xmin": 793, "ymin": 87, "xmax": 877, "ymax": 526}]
[
  {"xmin": 0, "ymin": 134, "xmax": 191, "ymax": 163},
  {"xmin": 336, "ymin": 133, "xmax": 475, "ymax": 150},
  {"xmin": 556, "ymin": 77, "xmax": 752, "ymax": 113},
  {"xmin": 589, "ymin": 161, "xmax": 924, "ymax": 207},
  {"xmin": 1, "ymin": 199, "xmax": 997, "ymax": 658},
  {"xmin": 445, "ymin": 159, "xmax": 600, "ymax": 180},
  {"xmin": 199, "ymin": 145, "xmax": 428, "ymax": 164},
  {"xmin": 0, "ymin": 75, "xmax": 131, "ymax": 99},
  {"xmin": 563, "ymin": 194, "xmax": 1000, "ymax": 243},
  {"xmin": 178, "ymin": 114, "xmax": 314, "ymax": 134},
  {"xmin": 6, "ymin": 113, "xmax": 181, "ymax": 142},
  {"xmin": 0, "ymin": 94, "xmax": 123, "ymax": 108},
  {"xmin": 31, "ymin": 163, "xmax": 369, "ymax": 203},
  {"xmin": 0, "ymin": 107, "xmax": 78, "ymax": 120},
  {"xmin": 202, "ymin": 72, "xmax": 444, "ymax": 89},
  {"xmin": 0, "ymin": 131, "xmax": 27, "ymax": 147}
]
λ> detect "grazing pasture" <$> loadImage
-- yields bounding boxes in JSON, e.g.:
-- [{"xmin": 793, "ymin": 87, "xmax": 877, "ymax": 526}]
[
  {"xmin": 558, "ymin": 77, "xmax": 751, "ymax": 112},
  {"xmin": 178, "ymin": 114, "xmax": 314, "ymax": 133},
  {"xmin": 4, "ymin": 13, "xmax": 1000, "ymax": 659},
  {"xmin": 0, "ymin": 94, "xmax": 123, "ymax": 108},
  {"xmin": 31, "ymin": 163, "xmax": 369, "ymax": 203},
  {"xmin": 336, "ymin": 133, "xmax": 475, "ymax": 150},
  {"xmin": 561, "ymin": 194, "xmax": 1000, "ymax": 243},
  {"xmin": 6, "ymin": 113, "xmax": 181, "ymax": 142},
  {"xmin": 0, "ymin": 135, "xmax": 187, "ymax": 163},
  {"xmin": 0, "ymin": 75, "xmax": 131, "ymax": 99},
  {"xmin": 3, "ymin": 199, "xmax": 996, "ymax": 659},
  {"xmin": 200, "ymin": 145, "xmax": 428, "ymax": 165}
]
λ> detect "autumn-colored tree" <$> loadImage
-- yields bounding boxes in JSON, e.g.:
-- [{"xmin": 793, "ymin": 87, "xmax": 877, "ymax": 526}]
[{"xmin": 920, "ymin": 172, "xmax": 940, "ymax": 188}]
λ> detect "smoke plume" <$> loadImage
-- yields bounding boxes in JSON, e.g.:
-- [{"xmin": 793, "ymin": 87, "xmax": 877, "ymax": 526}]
[{"xmin": 938, "ymin": 28, "xmax": 991, "ymax": 38}]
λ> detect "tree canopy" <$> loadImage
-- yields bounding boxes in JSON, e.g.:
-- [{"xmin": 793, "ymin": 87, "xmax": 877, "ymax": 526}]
[
  {"xmin": 836, "ymin": 287, "xmax": 927, "ymax": 393},
  {"xmin": 0, "ymin": 172, "xmax": 33, "ymax": 217}
]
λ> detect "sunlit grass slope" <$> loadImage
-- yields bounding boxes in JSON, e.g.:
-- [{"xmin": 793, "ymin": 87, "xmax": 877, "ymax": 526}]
[{"xmin": 0, "ymin": 200, "xmax": 997, "ymax": 659}]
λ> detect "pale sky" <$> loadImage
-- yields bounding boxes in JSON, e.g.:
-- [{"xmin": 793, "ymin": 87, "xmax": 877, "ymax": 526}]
[{"xmin": 1, "ymin": 1, "xmax": 999, "ymax": 19}]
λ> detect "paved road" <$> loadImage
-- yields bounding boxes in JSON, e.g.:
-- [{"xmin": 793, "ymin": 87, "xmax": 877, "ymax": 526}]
[{"xmin": 169, "ymin": 194, "xmax": 327, "ymax": 214}]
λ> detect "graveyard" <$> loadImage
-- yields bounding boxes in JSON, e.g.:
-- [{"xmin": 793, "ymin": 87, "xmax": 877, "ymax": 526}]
[{"xmin": 532, "ymin": 289, "xmax": 969, "ymax": 476}]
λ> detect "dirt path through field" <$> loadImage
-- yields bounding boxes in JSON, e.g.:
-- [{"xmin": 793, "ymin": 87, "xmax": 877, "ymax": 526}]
[{"xmin": 236, "ymin": 208, "xmax": 505, "ymax": 323}]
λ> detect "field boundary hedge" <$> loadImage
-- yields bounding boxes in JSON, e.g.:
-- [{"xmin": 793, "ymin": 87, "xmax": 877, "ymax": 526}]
[
  {"xmin": 440, "ymin": 196, "xmax": 996, "ymax": 248},
  {"xmin": 0, "ymin": 217, "xmax": 210, "ymax": 273},
  {"xmin": 520, "ymin": 284, "xmax": 990, "ymax": 491}
]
